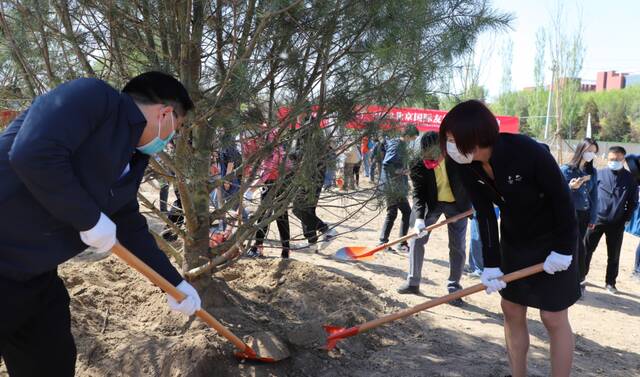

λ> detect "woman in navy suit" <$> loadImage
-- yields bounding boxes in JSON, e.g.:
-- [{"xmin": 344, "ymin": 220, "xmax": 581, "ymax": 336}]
[{"xmin": 439, "ymin": 100, "xmax": 579, "ymax": 377}]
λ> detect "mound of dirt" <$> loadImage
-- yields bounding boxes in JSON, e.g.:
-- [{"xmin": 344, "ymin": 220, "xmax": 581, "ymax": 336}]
[{"xmin": 48, "ymin": 256, "xmax": 423, "ymax": 377}]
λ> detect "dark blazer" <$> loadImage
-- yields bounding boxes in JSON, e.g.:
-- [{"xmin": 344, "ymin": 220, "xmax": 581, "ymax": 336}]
[
  {"xmin": 457, "ymin": 133, "xmax": 577, "ymax": 268},
  {"xmin": 595, "ymin": 167, "xmax": 638, "ymax": 224},
  {"xmin": 0, "ymin": 78, "xmax": 182, "ymax": 284},
  {"xmin": 409, "ymin": 156, "xmax": 471, "ymax": 220}
]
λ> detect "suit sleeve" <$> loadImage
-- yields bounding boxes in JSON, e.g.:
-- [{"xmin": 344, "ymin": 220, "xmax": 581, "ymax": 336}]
[
  {"xmin": 8, "ymin": 79, "xmax": 110, "ymax": 231},
  {"xmin": 624, "ymin": 179, "xmax": 639, "ymax": 221},
  {"xmin": 409, "ymin": 161, "xmax": 429, "ymax": 220},
  {"xmin": 111, "ymin": 198, "xmax": 183, "ymax": 286},
  {"xmin": 459, "ymin": 166, "xmax": 501, "ymax": 268},
  {"xmin": 534, "ymin": 146, "xmax": 577, "ymax": 255},
  {"xmin": 589, "ymin": 170, "xmax": 598, "ymax": 224}
]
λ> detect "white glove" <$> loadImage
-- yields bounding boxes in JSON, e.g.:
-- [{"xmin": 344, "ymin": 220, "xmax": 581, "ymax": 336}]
[
  {"xmin": 243, "ymin": 190, "xmax": 254, "ymax": 201},
  {"xmin": 543, "ymin": 251, "xmax": 572, "ymax": 274},
  {"xmin": 79, "ymin": 212, "xmax": 117, "ymax": 253},
  {"xmin": 167, "ymin": 280, "xmax": 202, "ymax": 316},
  {"xmin": 481, "ymin": 267, "xmax": 507, "ymax": 294},
  {"xmin": 413, "ymin": 218, "xmax": 428, "ymax": 238}
]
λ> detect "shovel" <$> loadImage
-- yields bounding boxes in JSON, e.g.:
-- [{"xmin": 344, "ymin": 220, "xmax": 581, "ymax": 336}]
[
  {"xmin": 111, "ymin": 242, "xmax": 289, "ymax": 362},
  {"xmin": 324, "ymin": 262, "xmax": 544, "ymax": 350},
  {"xmin": 334, "ymin": 209, "xmax": 474, "ymax": 260}
]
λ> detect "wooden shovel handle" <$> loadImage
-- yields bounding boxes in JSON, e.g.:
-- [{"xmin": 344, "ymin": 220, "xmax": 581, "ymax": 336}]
[
  {"xmin": 362, "ymin": 209, "xmax": 474, "ymax": 257},
  {"xmin": 359, "ymin": 262, "xmax": 545, "ymax": 333},
  {"xmin": 111, "ymin": 243, "xmax": 251, "ymax": 353}
]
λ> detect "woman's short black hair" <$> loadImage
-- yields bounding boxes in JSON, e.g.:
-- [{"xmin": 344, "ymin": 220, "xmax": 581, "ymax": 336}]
[
  {"xmin": 122, "ymin": 71, "xmax": 194, "ymax": 116},
  {"xmin": 438, "ymin": 100, "xmax": 499, "ymax": 155}
]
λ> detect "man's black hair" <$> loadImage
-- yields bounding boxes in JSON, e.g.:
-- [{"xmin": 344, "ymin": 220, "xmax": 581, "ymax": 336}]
[
  {"xmin": 403, "ymin": 124, "xmax": 419, "ymax": 137},
  {"xmin": 609, "ymin": 146, "xmax": 627, "ymax": 155},
  {"xmin": 244, "ymin": 107, "xmax": 266, "ymax": 125},
  {"xmin": 419, "ymin": 131, "xmax": 439, "ymax": 151},
  {"xmin": 122, "ymin": 71, "xmax": 194, "ymax": 116}
]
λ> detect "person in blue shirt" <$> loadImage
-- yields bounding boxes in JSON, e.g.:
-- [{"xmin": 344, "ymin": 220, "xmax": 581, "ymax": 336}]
[
  {"xmin": 560, "ymin": 138, "xmax": 599, "ymax": 297},
  {"xmin": 379, "ymin": 125, "xmax": 419, "ymax": 251},
  {"xmin": 585, "ymin": 146, "xmax": 638, "ymax": 294},
  {"xmin": 369, "ymin": 135, "xmax": 386, "ymax": 183},
  {"xmin": 0, "ymin": 72, "xmax": 199, "ymax": 376}
]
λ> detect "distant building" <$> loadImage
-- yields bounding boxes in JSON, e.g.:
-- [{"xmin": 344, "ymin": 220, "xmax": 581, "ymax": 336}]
[
  {"xmin": 521, "ymin": 79, "xmax": 594, "ymax": 92},
  {"xmin": 596, "ymin": 71, "xmax": 626, "ymax": 91},
  {"xmin": 547, "ymin": 78, "xmax": 595, "ymax": 92},
  {"xmin": 580, "ymin": 83, "xmax": 596, "ymax": 92}
]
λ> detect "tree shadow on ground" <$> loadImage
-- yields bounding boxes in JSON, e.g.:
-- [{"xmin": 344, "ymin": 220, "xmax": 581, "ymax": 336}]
[
  {"xmin": 323, "ymin": 258, "xmax": 437, "ymax": 292},
  {"xmin": 578, "ymin": 286, "xmax": 640, "ymax": 317},
  {"xmin": 426, "ymin": 258, "xmax": 452, "ymax": 269}
]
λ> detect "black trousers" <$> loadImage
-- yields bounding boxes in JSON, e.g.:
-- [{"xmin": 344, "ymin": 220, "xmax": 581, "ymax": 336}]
[
  {"xmin": 254, "ymin": 183, "xmax": 290, "ymax": 250},
  {"xmin": 0, "ymin": 270, "xmax": 76, "ymax": 377},
  {"xmin": 353, "ymin": 163, "xmax": 361, "ymax": 186},
  {"xmin": 159, "ymin": 181, "xmax": 169, "ymax": 213},
  {"xmin": 293, "ymin": 183, "xmax": 328, "ymax": 244},
  {"xmin": 380, "ymin": 197, "xmax": 411, "ymax": 244},
  {"xmin": 585, "ymin": 220, "xmax": 625, "ymax": 286},
  {"xmin": 575, "ymin": 210, "xmax": 590, "ymax": 283}
]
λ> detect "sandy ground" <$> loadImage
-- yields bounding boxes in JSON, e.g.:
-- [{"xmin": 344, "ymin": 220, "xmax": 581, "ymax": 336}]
[{"xmin": 1, "ymin": 179, "xmax": 639, "ymax": 376}]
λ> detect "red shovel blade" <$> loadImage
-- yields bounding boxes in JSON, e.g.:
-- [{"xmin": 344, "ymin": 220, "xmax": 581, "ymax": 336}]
[
  {"xmin": 323, "ymin": 325, "xmax": 360, "ymax": 350},
  {"xmin": 334, "ymin": 246, "xmax": 376, "ymax": 261}
]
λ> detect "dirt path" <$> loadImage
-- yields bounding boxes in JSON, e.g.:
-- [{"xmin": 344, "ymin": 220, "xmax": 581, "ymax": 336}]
[
  {"xmin": 1, "ymin": 180, "xmax": 638, "ymax": 376},
  {"xmin": 282, "ymin": 182, "xmax": 640, "ymax": 376}
]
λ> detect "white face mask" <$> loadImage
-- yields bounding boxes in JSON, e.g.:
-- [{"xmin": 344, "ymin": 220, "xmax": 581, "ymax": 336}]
[
  {"xmin": 583, "ymin": 151, "xmax": 595, "ymax": 162},
  {"xmin": 446, "ymin": 141, "xmax": 474, "ymax": 164},
  {"xmin": 608, "ymin": 160, "xmax": 623, "ymax": 171}
]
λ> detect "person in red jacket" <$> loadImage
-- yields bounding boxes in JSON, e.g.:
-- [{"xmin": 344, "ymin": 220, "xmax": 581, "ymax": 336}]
[{"xmin": 243, "ymin": 113, "xmax": 292, "ymax": 258}]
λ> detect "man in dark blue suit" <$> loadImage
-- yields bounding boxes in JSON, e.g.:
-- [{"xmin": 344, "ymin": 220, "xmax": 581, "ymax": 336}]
[{"xmin": 0, "ymin": 72, "xmax": 199, "ymax": 376}]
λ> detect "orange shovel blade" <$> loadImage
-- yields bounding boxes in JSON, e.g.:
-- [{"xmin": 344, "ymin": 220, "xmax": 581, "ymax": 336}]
[
  {"xmin": 334, "ymin": 246, "xmax": 377, "ymax": 261},
  {"xmin": 323, "ymin": 325, "xmax": 360, "ymax": 350}
]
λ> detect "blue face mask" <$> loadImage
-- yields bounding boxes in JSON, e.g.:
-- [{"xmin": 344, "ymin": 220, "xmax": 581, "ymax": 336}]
[
  {"xmin": 137, "ymin": 113, "xmax": 175, "ymax": 155},
  {"xmin": 608, "ymin": 160, "xmax": 623, "ymax": 171}
]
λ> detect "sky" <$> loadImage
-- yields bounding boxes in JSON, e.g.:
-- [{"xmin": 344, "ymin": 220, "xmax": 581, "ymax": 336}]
[{"xmin": 475, "ymin": 0, "xmax": 640, "ymax": 100}]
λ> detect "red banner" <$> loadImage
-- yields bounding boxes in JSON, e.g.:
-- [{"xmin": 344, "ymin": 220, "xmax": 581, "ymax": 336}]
[
  {"xmin": 346, "ymin": 105, "xmax": 519, "ymax": 133},
  {"xmin": 277, "ymin": 105, "xmax": 519, "ymax": 133}
]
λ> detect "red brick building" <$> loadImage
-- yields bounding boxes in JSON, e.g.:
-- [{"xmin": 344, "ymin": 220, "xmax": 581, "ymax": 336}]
[{"xmin": 596, "ymin": 71, "xmax": 626, "ymax": 91}]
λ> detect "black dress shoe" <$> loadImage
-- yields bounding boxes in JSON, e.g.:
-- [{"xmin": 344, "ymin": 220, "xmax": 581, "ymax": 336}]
[
  {"xmin": 397, "ymin": 283, "xmax": 420, "ymax": 295},
  {"xmin": 161, "ymin": 228, "xmax": 178, "ymax": 242},
  {"xmin": 447, "ymin": 282, "xmax": 465, "ymax": 306}
]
